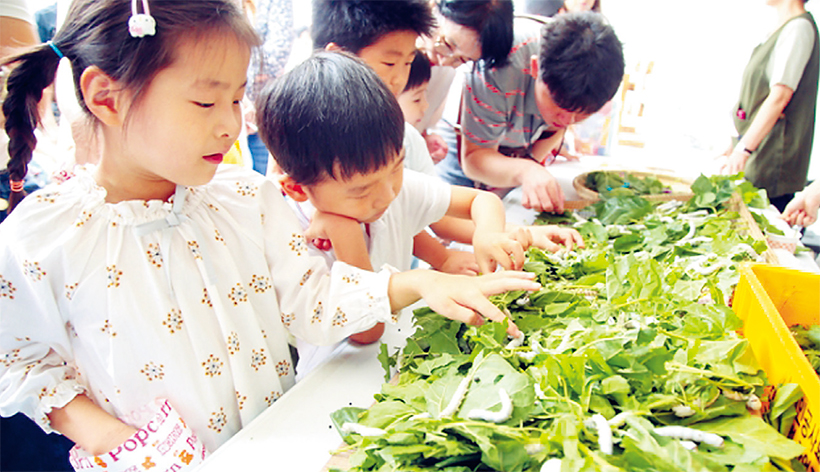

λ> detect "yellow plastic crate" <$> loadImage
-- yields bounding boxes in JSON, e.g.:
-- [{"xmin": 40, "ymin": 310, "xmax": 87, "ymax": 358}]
[{"xmin": 733, "ymin": 263, "xmax": 820, "ymax": 471}]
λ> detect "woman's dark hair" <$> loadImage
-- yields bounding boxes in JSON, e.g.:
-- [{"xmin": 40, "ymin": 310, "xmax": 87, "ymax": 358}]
[
  {"xmin": 1, "ymin": 0, "xmax": 259, "ymax": 213},
  {"xmin": 436, "ymin": 0, "xmax": 514, "ymax": 68},
  {"xmin": 538, "ymin": 11, "xmax": 623, "ymax": 114},
  {"xmin": 403, "ymin": 50, "xmax": 432, "ymax": 93},
  {"xmin": 256, "ymin": 51, "xmax": 405, "ymax": 186},
  {"xmin": 312, "ymin": 0, "xmax": 435, "ymax": 54}
]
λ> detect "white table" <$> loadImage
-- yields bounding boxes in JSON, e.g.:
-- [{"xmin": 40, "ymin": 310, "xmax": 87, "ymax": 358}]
[{"xmin": 194, "ymin": 155, "xmax": 818, "ymax": 472}]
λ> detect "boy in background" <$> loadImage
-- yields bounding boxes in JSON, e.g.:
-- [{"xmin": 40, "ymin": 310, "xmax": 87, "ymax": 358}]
[
  {"xmin": 397, "ymin": 50, "xmax": 434, "ymax": 144},
  {"xmin": 258, "ymin": 52, "xmax": 543, "ymax": 376},
  {"xmin": 311, "ymin": 0, "xmax": 482, "ymax": 275}
]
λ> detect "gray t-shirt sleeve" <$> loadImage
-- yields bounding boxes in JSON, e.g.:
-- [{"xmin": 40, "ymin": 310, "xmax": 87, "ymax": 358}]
[{"xmin": 769, "ymin": 18, "xmax": 815, "ymax": 90}]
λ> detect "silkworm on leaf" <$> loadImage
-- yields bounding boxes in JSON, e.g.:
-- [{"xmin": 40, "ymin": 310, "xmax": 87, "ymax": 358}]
[
  {"xmin": 341, "ymin": 423, "xmax": 386, "ymax": 437},
  {"xmin": 653, "ymin": 425, "xmax": 724, "ymax": 448},
  {"xmin": 439, "ymin": 371, "xmax": 475, "ymax": 417},
  {"xmin": 540, "ymin": 458, "xmax": 562, "ymax": 472},
  {"xmin": 672, "ymin": 404, "xmax": 696, "ymax": 418},
  {"xmin": 746, "ymin": 394, "xmax": 762, "ymax": 411},
  {"xmin": 585, "ymin": 413, "xmax": 613, "ymax": 454},
  {"xmin": 467, "ymin": 388, "xmax": 513, "ymax": 423},
  {"xmin": 505, "ymin": 332, "xmax": 525, "ymax": 349}
]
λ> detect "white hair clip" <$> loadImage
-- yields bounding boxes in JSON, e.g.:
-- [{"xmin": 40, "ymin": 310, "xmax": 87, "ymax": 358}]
[{"xmin": 129, "ymin": 0, "xmax": 156, "ymax": 38}]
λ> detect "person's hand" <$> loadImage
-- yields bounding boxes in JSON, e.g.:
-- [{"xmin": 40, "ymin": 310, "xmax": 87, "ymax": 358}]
[
  {"xmin": 720, "ymin": 147, "xmax": 749, "ymax": 175},
  {"xmin": 304, "ymin": 211, "xmax": 361, "ymax": 252},
  {"xmin": 424, "ymin": 132, "xmax": 449, "ymax": 164},
  {"xmin": 413, "ymin": 271, "xmax": 541, "ymax": 337},
  {"xmin": 472, "ymin": 231, "xmax": 527, "ymax": 273},
  {"xmin": 519, "ymin": 166, "xmax": 565, "ymax": 213},
  {"xmin": 436, "ymin": 249, "xmax": 480, "ymax": 276},
  {"xmin": 782, "ymin": 191, "xmax": 820, "ymax": 227},
  {"xmin": 526, "ymin": 225, "xmax": 585, "ymax": 252}
]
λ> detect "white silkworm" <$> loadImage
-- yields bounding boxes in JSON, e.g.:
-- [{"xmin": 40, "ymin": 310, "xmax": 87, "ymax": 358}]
[
  {"xmin": 585, "ymin": 413, "xmax": 613, "ymax": 454},
  {"xmin": 672, "ymin": 405, "xmax": 696, "ymax": 418},
  {"xmin": 624, "ymin": 319, "xmax": 641, "ymax": 330},
  {"xmin": 679, "ymin": 440, "xmax": 698, "ymax": 450},
  {"xmin": 409, "ymin": 412, "xmax": 431, "ymax": 421},
  {"xmin": 525, "ymin": 443, "xmax": 546, "ymax": 455},
  {"xmin": 721, "ymin": 389, "xmax": 750, "ymax": 402},
  {"xmin": 540, "ymin": 458, "xmax": 562, "ymax": 472},
  {"xmin": 607, "ymin": 411, "xmax": 633, "ymax": 428},
  {"xmin": 467, "ymin": 388, "xmax": 513, "ymax": 423},
  {"xmin": 515, "ymin": 295, "xmax": 530, "ymax": 306},
  {"xmin": 439, "ymin": 372, "xmax": 475, "ymax": 417},
  {"xmin": 746, "ymin": 394, "xmax": 762, "ymax": 411},
  {"xmin": 657, "ymin": 201, "xmax": 683, "ymax": 213},
  {"xmin": 653, "ymin": 426, "xmax": 724, "ymax": 448},
  {"xmin": 681, "ymin": 210, "xmax": 709, "ymax": 219},
  {"xmin": 341, "ymin": 422, "xmax": 386, "ymax": 437},
  {"xmin": 505, "ymin": 332, "xmax": 526, "ymax": 349},
  {"xmin": 517, "ymin": 350, "xmax": 538, "ymax": 361},
  {"xmin": 534, "ymin": 383, "xmax": 546, "ymax": 399}
]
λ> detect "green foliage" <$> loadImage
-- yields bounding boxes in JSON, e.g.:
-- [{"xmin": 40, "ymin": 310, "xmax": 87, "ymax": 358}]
[
  {"xmin": 585, "ymin": 171, "xmax": 669, "ymax": 196},
  {"xmin": 334, "ymin": 175, "xmax": 804, "ymax": 471}
]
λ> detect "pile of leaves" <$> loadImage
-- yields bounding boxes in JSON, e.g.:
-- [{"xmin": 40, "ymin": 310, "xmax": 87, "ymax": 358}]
[
  {"xmin": 584, "ymin": 171, "xmax": 670, "ymax": 197},
  {"xmin": 330, "ymin": 175, "xmax": 806, "ymax": 472},
  {"xmin": 791, "ymin": 325, "xmax": 820, "ymax": 376}
]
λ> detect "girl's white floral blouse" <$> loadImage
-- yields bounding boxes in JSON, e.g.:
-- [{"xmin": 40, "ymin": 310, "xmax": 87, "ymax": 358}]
[{"xmin": 0, "ymin": 165, "xmax": 394, "ymax": 452}]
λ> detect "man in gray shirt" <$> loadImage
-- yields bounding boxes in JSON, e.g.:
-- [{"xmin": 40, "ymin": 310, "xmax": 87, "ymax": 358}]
[{"xmin": 443, "ymin": 12, "xmax": 623, "ymax": 213}]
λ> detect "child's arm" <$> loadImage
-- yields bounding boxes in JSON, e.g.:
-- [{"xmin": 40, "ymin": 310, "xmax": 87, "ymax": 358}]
[
  {"xmin": 305, "ymin": 210, "xmax": 385, "ymax": 344},
  {"xmin": 305, "ymin": 210, "xmax": 372, "ymax": 271},
  {"xmin": 434, "ymin": 187, "xmax": 527, "ymax": 274},
  {"xmin": 412, "ymin": 231, "xmax": 480, "ymax": 275},
  {"xmin": 47, "ymin": 394, "xmax": 137, "ymax": 456},
  {"xmin": 782, "ymin": 179, "xmax": 820, "ymax": 227}
]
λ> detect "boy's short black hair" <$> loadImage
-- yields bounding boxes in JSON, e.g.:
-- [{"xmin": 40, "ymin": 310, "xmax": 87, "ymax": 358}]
[
  {"xmin": 256, "ymin": 51, "xmax": 405, "ymax": 186},
  {"xmin": 312, "ymin": 0, "xmax": 435, "ymax": 54},
  {"xmin": 437, "ymin": 0, "xmax": 514, "ymax": 68},
  {"xmin": 538, "ymin": 11, "xmax": 624, "ymax": 115},
  {"xmin": 403, "ymin": 50, "xmax": 432, "ymax": 93}
]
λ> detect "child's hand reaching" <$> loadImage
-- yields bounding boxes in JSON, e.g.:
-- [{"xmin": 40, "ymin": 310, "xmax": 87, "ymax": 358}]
[
  {"xmin": 526, "ymin": 225, "xmax": 585, "ymax": 252},
  {"xmin": 391, "ymin": 270, "xmax": 541, "ymax": 336},
  {"xmin": 472, "ymin": 231, "xmax": 528, "ymax": 273},
  {"xmin": 436, "ymin": 248, "xmax": 481, "ymax": 275}
]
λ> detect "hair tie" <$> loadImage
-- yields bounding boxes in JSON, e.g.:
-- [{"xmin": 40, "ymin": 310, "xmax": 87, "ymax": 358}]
[
  {"xmin": 47, "ymin": 41, "xmax": 64, "ymax": 59},
  {"xmin": 129, "ymin": 0, "xmax": 156, "ymax": 38},
  {"xmin": 9, "ymin": 180, "xmax": 25, "ymax": 193}
]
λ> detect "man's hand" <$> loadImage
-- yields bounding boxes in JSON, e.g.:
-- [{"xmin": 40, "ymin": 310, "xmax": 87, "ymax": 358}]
[
  {"xmin": 424, "ymin": 132, "xmax": 448, "ymax": 164},
  {"xmin": 519, "ymin": 166, "xmax": 565, "ymax": 213}
]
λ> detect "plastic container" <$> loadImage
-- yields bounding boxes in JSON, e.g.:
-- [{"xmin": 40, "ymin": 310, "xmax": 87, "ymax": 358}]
[{"xmin": 733, "ymin": 263, "xmax": 820, "ymax": 471}]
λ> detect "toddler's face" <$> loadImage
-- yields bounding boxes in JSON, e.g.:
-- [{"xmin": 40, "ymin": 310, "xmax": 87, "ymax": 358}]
[
  {"xmin": 356, "ymin": 30, "xmax": 418, "ymax": 96},
  {"xmin": 397, "ymin": 84, "xmax": 429, "ymax": 126},
  {"xmin": 304, "ymin": 150, "xmax": 405, "ymax": 224}
]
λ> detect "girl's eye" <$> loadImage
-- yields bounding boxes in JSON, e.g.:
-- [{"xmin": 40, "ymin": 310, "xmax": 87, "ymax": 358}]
[
  {"xmin": 233, "ymin": 99, "xmax": 241, "ymax": 105},
  {"xmin": 382, "ymin": 62, "xmax": 395, "ymax": 67},
  {"xmin": 194, "ymin": 102, "xmax": 214, "ymax": 108}
]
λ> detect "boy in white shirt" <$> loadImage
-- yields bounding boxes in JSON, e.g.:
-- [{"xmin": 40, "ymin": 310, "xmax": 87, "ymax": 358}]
[{"xmin": 257, "ymin": 52, "xmax": 582, "ymax": 377}]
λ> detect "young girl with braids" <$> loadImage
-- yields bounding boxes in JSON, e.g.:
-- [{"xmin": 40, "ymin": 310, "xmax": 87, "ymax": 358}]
[{"xmin": 0, "ymin": 0, "xmax": 538, "ymax": 468}]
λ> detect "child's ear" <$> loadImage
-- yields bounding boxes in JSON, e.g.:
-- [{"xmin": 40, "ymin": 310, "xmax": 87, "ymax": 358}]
[
  {"xmin": 80, "ymin": 65, "xmax": 128, "ymax": 127},
  {"xmin": 279, "ymin": 175, "xmax": 310, "ymax": 202},
  {"xmin": 529, "ymin": 55, "xmax": 539, "ymax": 80}
]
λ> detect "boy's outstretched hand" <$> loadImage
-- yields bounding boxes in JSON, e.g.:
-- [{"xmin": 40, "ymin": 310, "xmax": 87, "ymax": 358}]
[{"xmin": 389, "ymin": 270, "xmax": 541, "ymax": 337}]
